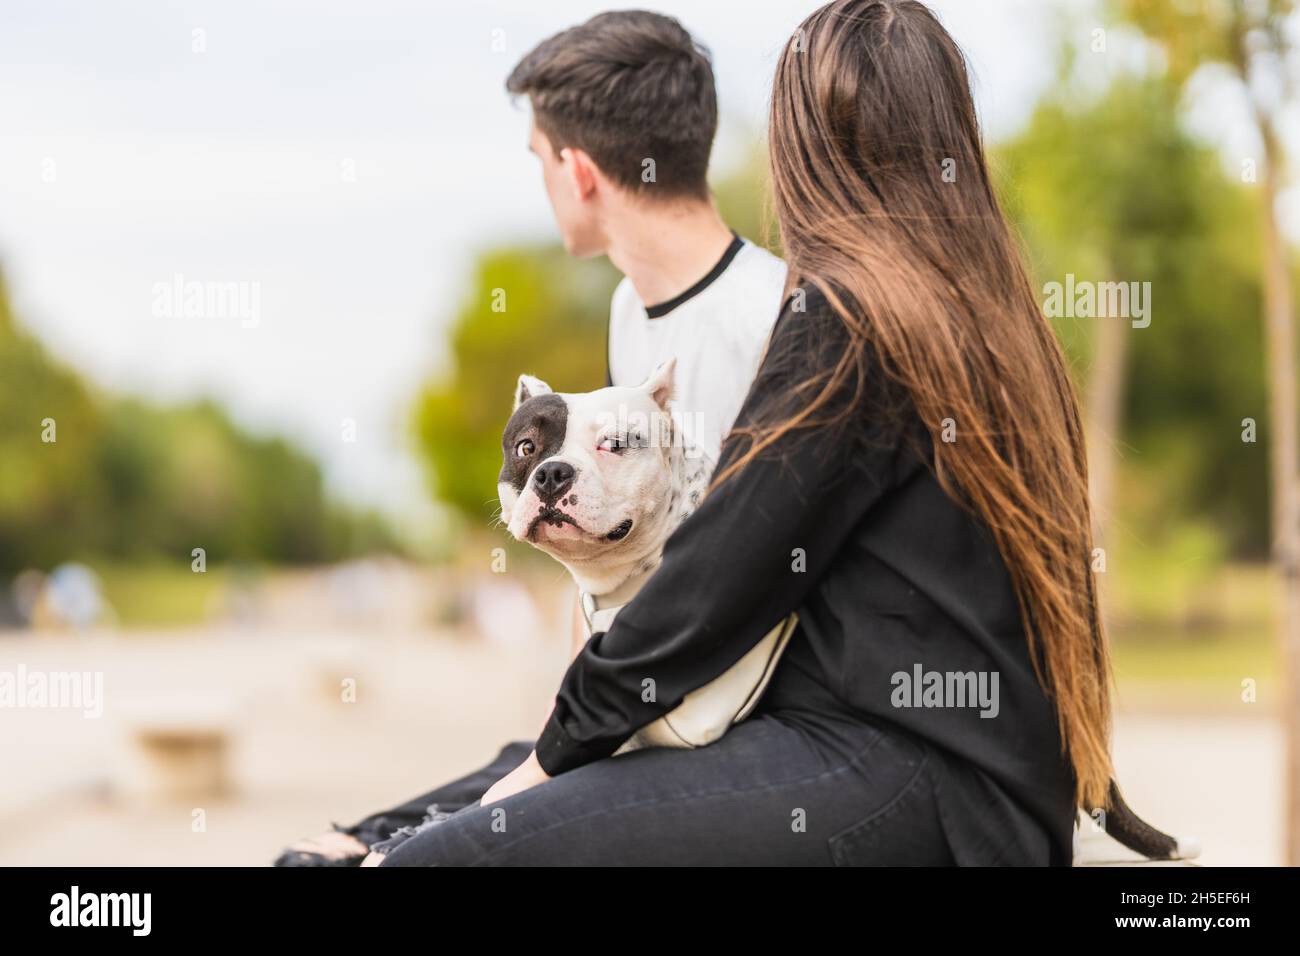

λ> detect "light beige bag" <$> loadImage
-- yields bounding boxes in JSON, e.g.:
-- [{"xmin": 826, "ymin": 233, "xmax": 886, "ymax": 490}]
[{"xmin": 577, "ymin": 593, "xmax": 797, "ymax": 753}]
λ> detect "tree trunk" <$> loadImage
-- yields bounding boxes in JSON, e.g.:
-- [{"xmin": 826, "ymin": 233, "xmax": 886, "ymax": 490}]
[
  {"xmin": 1085, "ymin": 273, "xmax": 1129, "ymax": 549},
  {"xmin": 1259, "ymin": 116, "xmax": 1300, "ymax": 867}
]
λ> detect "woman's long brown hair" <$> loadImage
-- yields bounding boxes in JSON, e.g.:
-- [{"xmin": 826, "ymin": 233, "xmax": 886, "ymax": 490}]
[{"xmin": 719, "ymin": 0, "xmax": 1113, "ymax": 807}]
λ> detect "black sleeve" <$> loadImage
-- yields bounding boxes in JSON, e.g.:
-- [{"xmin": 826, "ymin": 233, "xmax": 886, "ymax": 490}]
[{"xmin": 535, "ymin": 288, "xmax": 910, "ymax": 775}]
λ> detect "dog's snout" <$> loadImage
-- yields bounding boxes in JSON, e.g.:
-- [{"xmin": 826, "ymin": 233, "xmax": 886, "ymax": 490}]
[{"xmin": 532, "ymin": 460, "xmax": 576, "ymax": 502}]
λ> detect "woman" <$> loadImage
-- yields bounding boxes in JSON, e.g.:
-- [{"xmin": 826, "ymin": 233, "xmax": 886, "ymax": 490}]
[{"xmin": 380, "ymin": 0, "xmax": 1113, "ymax": 866}]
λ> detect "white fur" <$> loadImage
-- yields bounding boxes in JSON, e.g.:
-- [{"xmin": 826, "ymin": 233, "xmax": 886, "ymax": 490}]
[{"xmin": 499, "ymin": 361, "xmax": 709, "ymax": 598}]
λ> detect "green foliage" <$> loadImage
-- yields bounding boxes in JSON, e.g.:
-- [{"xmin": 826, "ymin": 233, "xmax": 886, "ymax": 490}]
[
  {"xmin": 414, "ymin": 246, "xmax": 619, "ymax": 522},
  {"xmin": 711, "ymin": 150, "xmax": 781, "ymax": 256},
  {"xmin": 995, "ymin": 73, "xmax": 1270, "ymax": 555},
  {"xmin": 1111, "ymin": 0, "xmax": 1296, "ymax": 83},
  {"xmin": 0, "ymin": 269, "xmax": 394, "ymax": 574},
  {"xmin": 92, "ymin": 398, "xmax": 364, "ymax": 563},
  {"xmin": 0, "ymin": 276, "xmax": 103, "ymax": 571},
  {"xmin": 95, "ymin": 562, "xmax": 231, "ymax": 627}
]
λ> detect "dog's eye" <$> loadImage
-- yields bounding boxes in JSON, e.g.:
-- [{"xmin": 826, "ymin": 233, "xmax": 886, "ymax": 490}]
[
  {"xmin": 515, "ymin": 438, "xmax": 535, "ymax": 458},
  {"xmin": 598, "ymin": 435, "xmax": 628, "ymax": 453},
  {"xmin": 598, "ymin": 433, "xmax": 647, "ymax": 454}
]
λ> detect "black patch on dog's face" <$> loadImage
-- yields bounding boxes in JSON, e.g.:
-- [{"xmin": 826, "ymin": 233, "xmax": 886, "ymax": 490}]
[{"xmin": 499, "ymin": 393, "xmax": 568, "ymax": 492}]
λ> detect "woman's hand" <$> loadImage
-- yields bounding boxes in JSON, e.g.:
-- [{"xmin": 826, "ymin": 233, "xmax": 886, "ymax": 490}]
[{"xmin": 480, "ymin": 750, "xmax": 551, "ymax": 806}]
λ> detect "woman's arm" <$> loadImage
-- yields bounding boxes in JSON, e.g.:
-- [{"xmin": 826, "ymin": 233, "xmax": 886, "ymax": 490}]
[{"xmin": 534, "ymin": 291, "xmax": 910, "ymax": 776}]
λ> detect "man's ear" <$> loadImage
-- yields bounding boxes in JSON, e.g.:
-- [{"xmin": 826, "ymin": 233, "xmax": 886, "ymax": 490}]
[
  {"xmin": 514, "ymin": 374, "xmax": 553, "ymax": 411},
  {"xmin": 642, "ymin": 358, "xmax": 676, "ymax": 410},
  {"xmin": 562, "ymin": 146, "xmax": 599, "ymax": 202}
]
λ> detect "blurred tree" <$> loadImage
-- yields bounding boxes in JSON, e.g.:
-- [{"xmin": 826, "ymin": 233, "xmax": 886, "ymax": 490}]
[
  {"xmin": 0, "ymin": 267, "xmax": 393, "ymax": 575},
  {"xmin": 996, "ymin": 72, "xmax": 1266, "ymax": 557},
  {"xmin": 0, "ymin": 269, "xmax": 103, "ymax": 570},
  {"xmin": 712, "ymin": 147, "xmax": 781, "ymax": 255},
  {"xmin": 413, "ymin": 247, "xmax": 617, "ymax": 524},
  {"xmin": 92, "ymin": 399, "xmax": 368, "ymax": 564},
  {"xmin": 1114, "ymin": 0, "xmax": 1300, "ymax": 864}
]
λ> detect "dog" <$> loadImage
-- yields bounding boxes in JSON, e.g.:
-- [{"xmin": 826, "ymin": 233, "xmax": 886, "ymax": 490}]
[
  {"xmin": 495, "ymin": 362, "xmax": 1196, "ymax": 862},
  {"xmin": 497, "ymin": 359, "xmax": 795, "ymax": 751}
]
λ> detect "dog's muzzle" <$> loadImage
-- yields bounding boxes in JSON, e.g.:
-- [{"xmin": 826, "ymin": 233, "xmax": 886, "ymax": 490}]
[{"xmin": 531, "ymin": 459, "xmax": 576, "ymax": 505}]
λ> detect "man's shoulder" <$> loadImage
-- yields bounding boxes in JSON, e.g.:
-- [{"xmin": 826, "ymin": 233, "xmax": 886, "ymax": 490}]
[
  {"xmin": 734, "ymin": 238, "xmax": 786, "ymax": 271},
  {"xmin": 730, "ymin": 241, "xmax": 787, "ymax": 290},
  {"xmin": 715, "ymin": 241, "xmax": 788, "ymax": 332},
  {"xmin": 609, "ymin": 275, "xmax": 639, "ymax": 323}
]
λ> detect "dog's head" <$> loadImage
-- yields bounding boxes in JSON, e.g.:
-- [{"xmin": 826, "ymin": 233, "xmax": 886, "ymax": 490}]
[{"xmin": 497, "ymin": 360, "xmax": 704, "ymax": 590}]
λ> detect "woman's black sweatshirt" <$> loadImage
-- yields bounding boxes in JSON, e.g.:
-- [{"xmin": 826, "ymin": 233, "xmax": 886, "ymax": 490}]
[{"xmin": 535, "ymin": 285, "xmax": 1077, "ymax": 865}]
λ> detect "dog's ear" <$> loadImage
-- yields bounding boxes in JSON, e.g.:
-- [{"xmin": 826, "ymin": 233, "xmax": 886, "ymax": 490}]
[
  {"xmin": 642, "ymin": 358, "xmax": 676, "ymax": 409},
  {"xmin": 513, "ymin": 374, "xmax": 553, "ymax": 411}
]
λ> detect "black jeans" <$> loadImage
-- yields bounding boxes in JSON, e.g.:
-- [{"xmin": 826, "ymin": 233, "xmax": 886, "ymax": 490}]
[
  {"xmin": 332, "ymin": 740, "xmax": 534, "ymax": 851},
  {"xmin": 370, "ymin": 705, "xmax": 953, "ymax": 866}
]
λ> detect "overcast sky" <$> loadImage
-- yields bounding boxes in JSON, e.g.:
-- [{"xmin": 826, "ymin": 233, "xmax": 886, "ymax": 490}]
[{"xmin": 0, "ymin": 0, "xmax": 1294, "ymax": 520}]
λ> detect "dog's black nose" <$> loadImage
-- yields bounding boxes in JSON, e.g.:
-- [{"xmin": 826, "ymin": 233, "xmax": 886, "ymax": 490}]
[{"xmin": 532, "ymin": 460, "xmax": 576, "ymax": 502}]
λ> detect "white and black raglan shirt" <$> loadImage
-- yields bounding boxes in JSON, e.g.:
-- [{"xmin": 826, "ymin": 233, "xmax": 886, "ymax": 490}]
[{"xmin": 606, "ymin": 235, "xmax": 787, "ymax": 466}]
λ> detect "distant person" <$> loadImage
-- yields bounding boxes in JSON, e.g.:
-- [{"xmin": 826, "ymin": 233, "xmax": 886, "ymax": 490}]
[{"xmin": 275, "ymin": 9, "xmax": 786, "ymax": 867}]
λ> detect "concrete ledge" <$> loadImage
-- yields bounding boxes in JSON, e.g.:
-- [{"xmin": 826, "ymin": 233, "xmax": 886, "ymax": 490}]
[{"xmin": 116, "ymin": 696, "xmax": 234, "ymax": 801}]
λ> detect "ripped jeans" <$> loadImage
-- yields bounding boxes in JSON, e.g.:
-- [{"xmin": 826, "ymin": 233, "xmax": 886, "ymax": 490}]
[
  {"xmin": 333, "ymin": 740, "xmax": 535, "ymax": 855},
  {"xmin": 370, "ymin": 707, "xmax": 956, "ymax": 866}
]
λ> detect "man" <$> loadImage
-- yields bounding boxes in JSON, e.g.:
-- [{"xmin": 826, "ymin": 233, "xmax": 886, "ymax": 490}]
[
  {"xmin": 508, "ymin": 10, "xmax": 786, "ymax": 465},
  {"xmin": 275, "ymin": 9, "xmax": 785, "ymax": 867}
]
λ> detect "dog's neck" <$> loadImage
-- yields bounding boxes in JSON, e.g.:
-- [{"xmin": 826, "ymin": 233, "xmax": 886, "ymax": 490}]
[
  {"xmin": 588, "ymin": 562, "xmax": 659, "ymax": 610},
  {"xmin": 566, "ymin": 430, "xmax": 712, "ymax": 607}
]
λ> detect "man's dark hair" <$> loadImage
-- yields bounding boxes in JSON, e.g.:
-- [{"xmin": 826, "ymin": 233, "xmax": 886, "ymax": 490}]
[{"xmin": 506, "ymin": 10, "xmax": 717, "ymax": 200}]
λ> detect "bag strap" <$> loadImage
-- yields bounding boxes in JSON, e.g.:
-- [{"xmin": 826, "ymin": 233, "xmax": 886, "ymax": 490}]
[{"xmin": 578, "ymin": 591, "xmax": 626, "ymax": 638}]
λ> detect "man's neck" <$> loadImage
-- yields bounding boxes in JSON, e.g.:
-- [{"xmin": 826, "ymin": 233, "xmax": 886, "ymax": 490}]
[{"xmin": 603, "ymin": 198, "xmax": 736, "ymax": 308}]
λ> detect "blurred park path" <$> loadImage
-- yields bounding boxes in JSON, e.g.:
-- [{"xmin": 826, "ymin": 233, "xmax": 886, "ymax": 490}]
[
  {"xmin": 0, "ymin": 626, "xmax": 1282, "ymax": 866},
  {"xmin": 1077, "ymin": 710, "xmax": 1281, "ymax": 866},
  {"xmin": 0, "ymin": 627, "xmax": 565, "ymax": 866}
]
